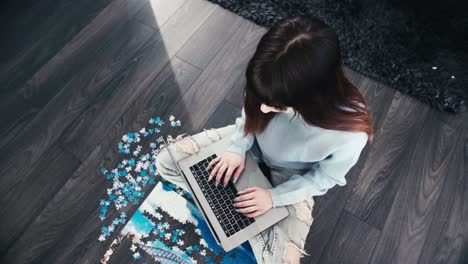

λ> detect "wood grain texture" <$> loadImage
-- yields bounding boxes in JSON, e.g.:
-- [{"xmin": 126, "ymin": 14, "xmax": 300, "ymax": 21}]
[
  {"xmin": 434, "ymin": 106, "xmax": 468, "ymax": 131},
  {"xmin": 317, "ymin": 210, "xmax": 381, "ymax": 264},
  {"xmin": 0, "ymin": 0, "xmax": 149, "ymax": 141},
  {"xmin": 370, "ymin": 114, "xmax": 461, "ymax": 264},
  {"xmin": 345, "ymin": 91, "xmax": 432, "ymax": 230},
  {"xmin": 176, "ymin": 4, "xmax": 244, "ymax": 70},
  {"xmin": 19, "ymin": 0, "xmax": 150, "ymax": 108},
  {"xmin": 205, "ymin": 100, "xmax": 242, "ymax": 129},
  {"xmin": 134, "ymin": 0, "xmax": 186, "ymax": 31},
  {"xmin": 58, "ymin": 0, "xmax": 218, "ymax": 161},
  {"xmin": 0, "ymin": 143, "xmax": 81, "ymax": 257},
  {"xmin": 1, "ymin": 141, "xmax": 119, "ymax": 263},
  {"xmin": 0, "ymin": 0, "xmax": 114, "ymax": 95},
  {"xmin": 169, "ymin": 20, "xmax": 267, "ymax": 134},
  {"xmin": 0, "ymin": 94, "xmax": 39, "ymax": 149},
  {"xmin": 226, "ymin": 73, "xmax": 246, "ymax": 108},
  {"xmin": 0, "ymin": 18, "xmax": 155, "ymax": 202},
  {"xmin": 417, "ymin": 126, "xmax": 468, "ymax": 264},
  {"xmin": 347, "ymin": 67, "xmax": 397, "ymax": 132}
]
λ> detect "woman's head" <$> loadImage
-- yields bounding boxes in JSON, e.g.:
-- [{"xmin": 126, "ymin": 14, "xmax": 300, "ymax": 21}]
[{"xmin": 243, "ymin": 15, "xmax": 374, "ymax": 142}]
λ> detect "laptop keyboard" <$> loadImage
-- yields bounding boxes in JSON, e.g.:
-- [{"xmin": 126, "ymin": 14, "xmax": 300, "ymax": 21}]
[{"xmin": 189, "ymin": 154, "xmax": 256, "ymax": 237}]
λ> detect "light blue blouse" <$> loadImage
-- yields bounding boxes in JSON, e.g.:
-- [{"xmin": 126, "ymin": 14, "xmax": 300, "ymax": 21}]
[{"xmin": 226, "ymin": 106, "xmax": 368, "ymax": 207}]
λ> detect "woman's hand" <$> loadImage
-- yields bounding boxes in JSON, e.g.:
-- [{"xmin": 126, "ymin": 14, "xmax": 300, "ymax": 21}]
[
  {"xmin": 233, "ymin": 187, "xmax": 273, "ymax": 218},
  {"xmin": 206, "ymin": 151, "xmax": 245, "ymax": 187}
]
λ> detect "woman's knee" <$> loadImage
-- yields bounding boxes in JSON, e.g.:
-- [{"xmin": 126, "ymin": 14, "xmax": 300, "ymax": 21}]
[
  {"xmin": 155, "ymin": 136, "xmax": 201, "ymax": 175},
  {"xmin": 279, "ymin": 198, "xmax": 314, "ymax": 263},
  {"xmin": 155, "ymin": 147, "xmax": 173, "ymax": 176},
  {"xmin": 282, "ymin": 240, "xmax": 310, "ymax": 264},
  {"xmin": 292, "ymin": 198, "xmax": 314, "ymax": 226},
  {"xmin": 175, "ymin": 136, "xmax": 201, "ymax": 154}
]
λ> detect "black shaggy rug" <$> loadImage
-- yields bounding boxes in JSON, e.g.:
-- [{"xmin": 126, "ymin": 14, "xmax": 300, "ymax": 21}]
[{"xmin": 205, "ymin": 0, "xmax": 467, "ymax": 114}]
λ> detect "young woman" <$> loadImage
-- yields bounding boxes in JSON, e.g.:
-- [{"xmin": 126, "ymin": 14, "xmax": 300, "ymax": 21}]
[{"xmin": 156, "ymin": 15, "xmax": 373, "ymax": 264}]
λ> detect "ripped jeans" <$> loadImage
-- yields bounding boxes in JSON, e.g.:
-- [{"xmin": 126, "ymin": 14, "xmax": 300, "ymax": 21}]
[{"xmin": 155, "ymin": 124, "xmax": 315, "ymax": 264}]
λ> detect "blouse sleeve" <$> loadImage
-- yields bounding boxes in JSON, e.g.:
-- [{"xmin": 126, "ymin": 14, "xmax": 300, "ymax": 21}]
[
  {"xmin": 225, "ymin": 106, "xmax": 255, "ymax": 158},
  {"xmin": 267, "ymin": 134, "xmax": 368, "ymax": 207}
]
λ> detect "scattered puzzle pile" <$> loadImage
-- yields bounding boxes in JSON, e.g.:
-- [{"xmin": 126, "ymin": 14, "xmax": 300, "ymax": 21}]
[{"xmin": 97, "ymin": 115, "xmax": 256, "ymax": 264}]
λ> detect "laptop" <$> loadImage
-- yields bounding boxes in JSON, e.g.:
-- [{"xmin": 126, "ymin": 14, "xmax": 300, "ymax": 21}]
[{"xmin": 159, "ymin": 134, "xmax": 289, "ymax": 252}]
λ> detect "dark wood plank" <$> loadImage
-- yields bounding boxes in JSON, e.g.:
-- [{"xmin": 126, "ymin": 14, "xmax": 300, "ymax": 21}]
[
  {"xmin": 176, "ymin": 4, "xmax": 244, "ymax": 70},
  {"xmin": 169, "ymin": 20, "xmax": 267, "ymax": 135},
  {"xmin": 345, "ymin": 92, "xmax": 432, "ymax": 230},
  {"xmin": 369, "ymin": 115, "xmax": 460, "ymax": 264},
  {"xmin": 58, "ymin": 0, "xmax": 218, "ymax": 161},
  {"xmin": 353, "ymin": 74, "xmax": 397, "ymax": 133},
  {"xmin": 0, "ymin": 18, "xmax": 155, "ymax": 208},
  {"xmin": 134, "ymin": 0, "xmax": 186, "ymax": 31},
  {"xmin": 0, "ymin": 0, "xmax": 150, "ymax": 148},
  {"xmin": 133, "ymin": 0, "xmax": 217, "ymax": 59},
  {"xmin": 1, "ymin": 141, "xmax": 119, "ymax": 263},
  {"xmin": 0, "ymin": 94, "xmax": 39, "ymax": 148},
  {"xmin": 0, "ymin": 143, "xmax": 81, "ymax": 257},
  {"xmin": 204, "ymin": 100, "xmax": 241, "ymax": 129},
  {"xmin": 434, "ymin": 108, "xmax": 468, "ymax": 131},
  {"xmin": 342, "ymin": 66, "xmax": 394, "ymax": 134},
  {"xmin": 0, "ymin": 0, "xmax": 114, "ymax": 95},
  {"xmin": 343, "ymin": 66, "xmax": 368, "ymax": 90},
  {"xmin": 18, "ymin": 0, "xmax": 150, "ymax": 108},
  {"xmin": 225, "ymin": 73, "xmax": 246, "ymax": 108},
  {"xmin": 417, "ymin": 126, "xmax": 468, "ymax": 264},
  {"xmin": 0, "ymin": 0, "xmax": 38, "ymax": 25},
  {"xmin": 317, "ymin": 210, "xmax": 381, "ymax": 264}
]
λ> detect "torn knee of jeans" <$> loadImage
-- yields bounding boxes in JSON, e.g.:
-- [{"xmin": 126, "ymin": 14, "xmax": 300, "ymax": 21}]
[
  {"xmin": 204, "ymin": 128, "xmax": 222, "ymax": 142},
  {"xmin": 282, "ymin": 240, "xmax": 310, "ymax": 264},
  {"xmin": 292, "ymin": 199, "xmax": 314, "ymax": 226},
  {"xmin": 174, "ymin": 136, "xmax": 200, "ymax": 154}
]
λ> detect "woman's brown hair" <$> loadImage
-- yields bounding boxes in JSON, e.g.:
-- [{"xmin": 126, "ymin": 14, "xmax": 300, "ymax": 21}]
[{"xmin": 242, "ymin": 15, "xmax": 374, "ymax": 143}]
